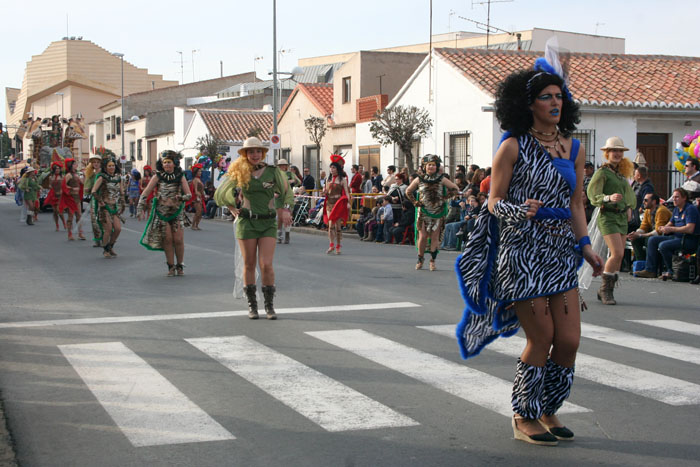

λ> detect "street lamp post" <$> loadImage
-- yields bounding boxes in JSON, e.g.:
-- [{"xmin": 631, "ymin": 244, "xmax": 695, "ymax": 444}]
[
  {"xmin": 113, "ymin": 52, "xmax": 125, "ymax": 175},
  {"xmin": 55, "ymin": 92, "xmax": 64, "ymax": 147},
  {"xmin": 272, "ymin": 0, "xmax": 278, "ymax": 163}
]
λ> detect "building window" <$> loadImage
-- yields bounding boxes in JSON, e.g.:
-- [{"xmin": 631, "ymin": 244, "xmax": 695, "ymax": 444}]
[
  {"xmin": 572, "ymin": 130, "xmax": 595, "ymax": 163},
  {"xmin": 137, "ymin": 139, "xmax": 143, "ymax": 160},
  {"xmin": 359, "ymin": 145, "xmax": 381, "ymax": 172},
  {"xmin": 304, "ymin": 145, "xmax": 319, "ymax": 181},
  {"xmin": 89, "ymin": 134, "xmax": 94, "ymax": 151},
  {"xmin": 116, "ymin": 117, "xmax": 121, "ymax": 135},
  {"xmin": 342, "ymin": 77, "xmax": 351, "ymax": 104},
  {"xmin": 130, "ymin": 141, "xmax": 135, "ymax": 160},
  {"xmin": 281, "ymin": 148, "xmax": 291, "ymax": 161},
  {"xmin": 444, "ymin": 131, "xmax": 470, "ymax": 177}
]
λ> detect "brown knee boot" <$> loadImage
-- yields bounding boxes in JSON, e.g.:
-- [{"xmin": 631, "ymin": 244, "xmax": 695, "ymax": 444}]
[
  {"xmin": 262, "ymin": 285, "xmax": 277, "ymax": 320},
  {"xmin": 597, "ymin": 274, "xmax": 616, "ymax": 305},
  {"xmin": 244, "ymin": 285, "xmax": 259, "ymax": 319}
]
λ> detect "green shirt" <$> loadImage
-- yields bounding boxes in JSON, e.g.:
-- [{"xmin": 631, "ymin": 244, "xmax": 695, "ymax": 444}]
[
  {"xmin": 214, "ymin": 165, "xmax": 294, "ymax": 213},
  {"xmin": 19, "ymin": 176, "xmax": 40, "ymax": 202},
  {"xmin": 586, "ymin": 166, "xmax": 636, "ymax": 210}
]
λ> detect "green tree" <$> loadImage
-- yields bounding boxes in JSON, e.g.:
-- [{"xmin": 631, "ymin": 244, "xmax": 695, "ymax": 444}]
[
  {"xmin": 304, "ymin": 116, "xmax": 327, "ymax": 180},
  {"xmin": 369, "ymin": 105, "xmax": 432, "ymax": 173},
  {"xmin": 196, "ymin": 133, "xmax": 225, "ymax": 177}
]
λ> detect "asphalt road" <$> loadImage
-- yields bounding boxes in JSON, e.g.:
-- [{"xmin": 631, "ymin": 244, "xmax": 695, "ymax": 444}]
[{"xmin": 0, "ymin": 196, "xmax": 699, "ymax": 467}]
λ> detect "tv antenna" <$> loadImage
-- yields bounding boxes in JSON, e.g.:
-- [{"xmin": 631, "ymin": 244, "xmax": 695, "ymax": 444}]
[{"xmin": 471, "ymin": 0, "xmax": 514, "ymax": 49}]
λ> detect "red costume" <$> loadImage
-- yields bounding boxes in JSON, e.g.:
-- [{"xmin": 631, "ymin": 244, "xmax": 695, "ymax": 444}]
[
  {"xmin": 323, "ymin": 154, "xmax": 349, "ymax": 226},
  {"xmin": 186, "ymin": 163, "xmax": 206, "ymax": 211},
  {"xmin": 44, "ymin": 161, "xmax": 63, "ymax": 207},
  {"xmin": 58, "ymin": 159, "xmax": 84, "ymax": 214}
]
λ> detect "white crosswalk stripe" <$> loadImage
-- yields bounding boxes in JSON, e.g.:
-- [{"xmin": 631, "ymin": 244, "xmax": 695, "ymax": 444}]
[
  {"xmin": 628, "ymin": 319, "xmax": 700, "ymax": 337},
  {"xmin": 306, "ymin": 329, "xmax": 590, "ymax": 417},
  {"xmin": 581, "ymin": 323, "xmax": 700, "ymax": 365},
  {"xmin": 58, "ymin": 319, "xmax": 700, "ymax": 446},
  {"xmin": 58, "ymin": 342, "xmax": 235, "ymax": 447},
  {"xmin": 186, "ymin": 336, "xmax": 418, "ymax": 432},
  {"xmin": 420, "ymin": 325, "xmax": 700, "ymax": 406}
]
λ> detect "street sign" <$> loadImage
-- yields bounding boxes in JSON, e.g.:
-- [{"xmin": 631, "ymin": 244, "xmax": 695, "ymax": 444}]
[
  {"xmin": 270, "ymin": 134, "xmax": 281, "ymax": 150},
  {"xmin": 120, "ymin": 155, "xmax": 126, "ymax": 162}
]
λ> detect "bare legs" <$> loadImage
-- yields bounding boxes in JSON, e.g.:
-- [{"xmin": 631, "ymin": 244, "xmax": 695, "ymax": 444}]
[
  {"xmin": 603, "ymin": 233, "xmax": 625, "ymax": 274},
  {"xmin": 239, "ymin": 237, "xmax": 276, "ymax": 286},
  {"xmin": 416, "ymin": 226, "xmax": 440, "ymax": 270},
  {"xmin": 512, "ymin": 289, "xmax": 580, "ymax": 436},
  {"xmin": 53, "ymin": 206, "xmax": 66, "ymax": 231},
  {"xmin": 192, "ymin": 203, "xmax": 203, "ymax": 230},
  {"xmin": 101, "ymin": 212, "xmax": 121, "ymax": 257},
  {"xmin": 327, "ymin": 220, "xmax": 341, "ymax": 254}
]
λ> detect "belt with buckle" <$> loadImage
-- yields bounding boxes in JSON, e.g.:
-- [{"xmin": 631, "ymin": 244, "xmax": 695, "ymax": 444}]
[{"xmin": 240, "ymin": 208, "xmax": 276, "ymax": 220}]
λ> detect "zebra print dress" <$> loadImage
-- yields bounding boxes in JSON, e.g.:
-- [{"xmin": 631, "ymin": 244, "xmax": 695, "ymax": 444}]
[{"xmin": 455, "ymin": 133, "xmax": 581, "ymax": 359}]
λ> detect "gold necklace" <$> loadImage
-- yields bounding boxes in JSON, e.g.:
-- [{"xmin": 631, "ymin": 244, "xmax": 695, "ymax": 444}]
[
  {"xmin": 530, "ymin": 127, "xmax": 557, "ymax": 137},
  {"xmin": 530, "ymin": 131, "xmax": 567, "ymax": 158}
]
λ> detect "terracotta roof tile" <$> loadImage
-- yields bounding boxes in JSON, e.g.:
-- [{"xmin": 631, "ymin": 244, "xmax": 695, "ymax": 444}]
[
  {"xmin": 435, "ymin": 48, "xmax": 700, "ymax": 108},
  {"xmin": 198, "ymin": 109, "xmax": 273, "ymax": 143},
  {"xmin": 278, "ymin": 83, "xmax": 334, "ymax": 125}
]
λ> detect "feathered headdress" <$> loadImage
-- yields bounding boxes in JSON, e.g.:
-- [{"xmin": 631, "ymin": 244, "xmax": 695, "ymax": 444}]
[
  {"xmin": 529, "ymin": 37, "xmax": 572, "ymax": 102},
  {"xmin": 330, "ymin": 153, "xmax": 345, "ymax": 167}
]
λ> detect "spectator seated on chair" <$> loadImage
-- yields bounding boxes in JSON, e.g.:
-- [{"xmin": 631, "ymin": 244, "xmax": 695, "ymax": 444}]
[
  {"xmin": 636, "ymin": 188, "xmax": 700, "ymax": 279},
  {"xmin": 441, "ymin": 195, "xmax": 480, "ymax": 250},
  {"xmin": 388, "ymin": 200, "xmax": 415, "ymax": 244},
  {"xmin": 356, "ymin": 206, "xmax": 373, "ymax": 240},
  {"xmin": 361, "ymin": 206, "xmax": 380, "ymax": 241},
  {"xmin": 627, "ymin": 193, "xmax": 671, "ymax": 261},
  {"xmin": 375, "ymin": 197, "xmax": 394, "ymax": 243}
]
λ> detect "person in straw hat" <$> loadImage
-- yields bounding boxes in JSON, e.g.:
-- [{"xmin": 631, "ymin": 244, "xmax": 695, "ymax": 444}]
[
  {"xmin": 586, "ymin": 136, "xmax": 636, "ymax": 305},
  {"xmin": 18, "ymin": 166, "xmax": 40, "ymax": 225},
  {"xmin": 215, "ymin": 137, "xmax": 293, "ymax": 319},
  {"xmin": 275, "ymin": 158, "xmax": 300, "ymax": 244}
]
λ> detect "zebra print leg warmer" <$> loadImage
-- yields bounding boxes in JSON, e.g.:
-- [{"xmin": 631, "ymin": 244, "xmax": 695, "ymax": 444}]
[
  {"xmin": 511, "ymin": 359, "xmax": 546, "ymax": 419},
  {"xmin": 542, "ymin": 359, "xmax": 575, "ymax": 415}
]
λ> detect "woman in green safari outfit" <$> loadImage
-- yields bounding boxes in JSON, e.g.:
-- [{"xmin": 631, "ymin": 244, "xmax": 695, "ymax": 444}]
[
  {"xmin": 137, "ymin": 151, "xmax": 192, "ymax": 276},
  {"xmin": 18, "ymin": 166, "xmax": 40, "ymax": 225},
  {"xmin": 586, "ymin": 136, "xmax": 636, "ymax": 305},
  {"xmin": 215, "ymin": 137, "xmax": 294, "ymax": 320}
]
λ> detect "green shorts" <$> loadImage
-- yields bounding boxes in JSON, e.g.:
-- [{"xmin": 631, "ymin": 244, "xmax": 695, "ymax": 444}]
[
  {"xmin": 235, "ymin": 217, "xmax": 278, "ymax": 239},
  {"xmin": 597, "ymin": 211, "xmax": 627, "ymax": 236}
]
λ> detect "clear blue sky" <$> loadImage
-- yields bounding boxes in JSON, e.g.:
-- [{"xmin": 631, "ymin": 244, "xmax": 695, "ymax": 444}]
[{"xmin": 2, "ymin": 0, "xmax": 697, "ymax": 120}]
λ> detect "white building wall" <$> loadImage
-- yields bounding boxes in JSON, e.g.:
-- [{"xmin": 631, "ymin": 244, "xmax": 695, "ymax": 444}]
[{"xmin": 578, "ymin": 112, "xmax": 637, "ymax": 166}]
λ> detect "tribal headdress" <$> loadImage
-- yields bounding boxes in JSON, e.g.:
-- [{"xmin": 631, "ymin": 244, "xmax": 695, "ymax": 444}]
[
  {"xmin": 421, "ymin": 154, "xmax": 441, "ymax": 169},
  {"xmin": 156, "ymin": 150, "xmax": 183, "ymax": 172},
  {"xmin": 526, "ymin": 37, "xmax": 572, "ymax": 104},
  {"xmin": 330, "ymin": 153, "xmax": 345, "ymax": 167}
]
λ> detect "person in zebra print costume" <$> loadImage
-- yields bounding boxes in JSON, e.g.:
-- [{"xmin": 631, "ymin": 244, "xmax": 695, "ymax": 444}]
[{"xmin": 455, "ymin": 56, "xmax": 603, "ymax": 446}]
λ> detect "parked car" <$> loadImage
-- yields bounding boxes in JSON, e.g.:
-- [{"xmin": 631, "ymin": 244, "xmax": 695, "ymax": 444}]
[{"xmin": 0, "ymin": 180, "xmax": 7, "ymax": 195}]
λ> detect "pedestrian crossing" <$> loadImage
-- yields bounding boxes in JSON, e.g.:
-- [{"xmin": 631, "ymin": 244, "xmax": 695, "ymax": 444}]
[{"xmin": 57, "ymin": 318, "xmax": 700, "ymax": 447}]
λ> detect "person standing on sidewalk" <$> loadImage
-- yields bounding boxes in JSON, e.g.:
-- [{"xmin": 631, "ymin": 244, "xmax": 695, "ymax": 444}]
[
  {"xmin": 214, "ymin": 137, "xmax": 293, "ymax": 319},
  {"xmin": 18, "ymin": 167, "xmax": 39, "ymax": 225},
  {"xmin": 586, "ymin": 137, "xmax": 636, "ymax": 304}
]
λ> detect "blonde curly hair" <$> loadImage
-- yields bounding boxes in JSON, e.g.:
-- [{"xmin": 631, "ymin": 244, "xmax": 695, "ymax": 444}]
[
  {"xmin": 227, "ymin": 155, "xmax": 253, "ymax": 190},
  {"xmin": 603, "ymin": 150, "xmax": 634, "ymax": 179}
]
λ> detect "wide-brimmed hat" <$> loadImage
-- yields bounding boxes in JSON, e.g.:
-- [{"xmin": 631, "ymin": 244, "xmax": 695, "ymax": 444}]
[
  {"xmin": 88, "ymin": 154, "xmax": 102, "ymax": 161},
  {"xmin": 276, "ymin": 158, "xmax": 289, "ymax": 166},
  {"xmin": 25, "ymin": 166, "xmax": 36, "ymax": 174},
  {"xmin": 601, "ymin": 137, "xmax": 629, "ymax": 151},
  {"xmin": 238, "ymin": 137, "xmax": 269, "ymax": 157}
]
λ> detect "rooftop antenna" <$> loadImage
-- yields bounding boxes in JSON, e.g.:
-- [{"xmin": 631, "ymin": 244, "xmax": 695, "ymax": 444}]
[
  {"xmin": 191, "ymin": 49, "xmax": 199, "ymax": 82},
  {"xmin": 471, "ymin": 0, "xmax": 513, "ymax": 49},
  {"xmin": 595, "ymin": 22, "xmax": 605, "ymax": 34},
  {"xmin": 457, "ymin": 14, "xmax": 517, "ymax": 50},
  {"xmin": 254, "ymin": 56, "xmax": 264, "ymax": 79},
  {"xmin": 448, "ymin": 9, "xmax": 456, "ymax": 32}
]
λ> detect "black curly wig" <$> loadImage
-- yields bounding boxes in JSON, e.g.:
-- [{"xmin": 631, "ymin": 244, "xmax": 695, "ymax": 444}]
[{"xmin": 494, "ymin": 70, "xmax": 580, "ymax": 138}]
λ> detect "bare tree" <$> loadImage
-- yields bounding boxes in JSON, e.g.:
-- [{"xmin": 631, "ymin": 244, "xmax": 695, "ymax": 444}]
[
  {"xmin": 247, "ymin": 126, "xmax": 264, "ymax": 139},
  {"xmin": 369, "ymin": 105, "xmax": 432, "ymax": 173},
  {"xmin": 195, "ymin": 133, "xmax": 225, "ymax": 177},
  {"xmin": 304, "ymin": 115, "xmax": 327, "ymax": 179}
]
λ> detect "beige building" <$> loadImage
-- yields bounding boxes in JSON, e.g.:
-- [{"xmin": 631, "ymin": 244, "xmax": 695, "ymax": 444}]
[
  {"xmin": 299, "ymin": 28, "xmax": 625, "ymax": 67},
  {"xmin": 5, "ymin": 38, "xmax": 178, "ymax": 160}
]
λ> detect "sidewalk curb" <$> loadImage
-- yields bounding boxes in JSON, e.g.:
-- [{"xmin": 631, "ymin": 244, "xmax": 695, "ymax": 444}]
[{"xmin": 0, "ymin": 393, "xmax": 18, "ymax": 467}]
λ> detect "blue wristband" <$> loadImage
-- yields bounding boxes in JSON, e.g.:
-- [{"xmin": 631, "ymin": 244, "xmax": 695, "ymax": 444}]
[{"xmin": 578, "ymin": 236, "xmax": 591, "ymax": 249}]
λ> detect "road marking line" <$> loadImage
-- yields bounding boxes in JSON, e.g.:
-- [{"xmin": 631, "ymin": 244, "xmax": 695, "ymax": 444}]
[
  {"xmin": 306, "ymin": 329, "xmax": 590, "ymax": 417},
  {"xmin": 187, "ymin": 336, "xmax": 418, "ymax": 432},
  {"xmin": 628, "ymin": 320, "xmax": 700, "ymax": 337},
  {"xmin": 421, "ymin": 325, "xmax": 700, "ymax": 406},
  {"xmin": 581, "ymin": 323, "xmax": 700, "ymax": 366},
  {"xmin": 0, "ymin": 302, "xmax": 420, "ymax": 329},
  {"xmin": 58, "ymin": 341, "xmax": 235, "ymax": 447}
]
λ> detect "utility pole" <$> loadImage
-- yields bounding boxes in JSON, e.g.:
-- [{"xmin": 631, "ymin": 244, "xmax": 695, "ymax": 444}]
[
  {"xmin": 220, "ymin": 61, "xmax": 223, "ymax": 78},
  {"xmin": 176, "ymin": 51, "xmax": 184, "ymax": 84},
  {"xmin": 192, "ymin": 49, "xmax": 199, "ymax": 82},
  {"xmin": 272, "ymin": 0, "xmax": 278, "ymax": 162}
]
